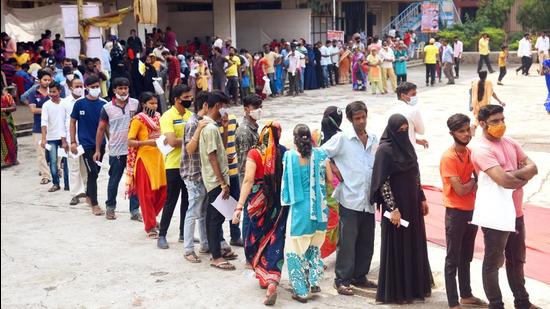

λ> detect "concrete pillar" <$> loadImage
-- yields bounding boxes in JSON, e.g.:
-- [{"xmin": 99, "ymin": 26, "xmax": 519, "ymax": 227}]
[
  {"xmin": 1, "ymin": 0, "xmax": 7, "ymax": 32},
  {"xmin": 213, "ymin": 0, "xmax": 236, "ymax": 45}
]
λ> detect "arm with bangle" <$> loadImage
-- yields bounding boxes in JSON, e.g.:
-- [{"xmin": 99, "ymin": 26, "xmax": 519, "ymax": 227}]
[{"xmin": 232, "ymin": 157, "xmax": 257, "ymax": 224}]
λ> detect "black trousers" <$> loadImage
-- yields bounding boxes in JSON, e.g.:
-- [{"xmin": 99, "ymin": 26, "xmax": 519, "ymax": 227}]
[
  {"xmin": 334, "ymin": 206, "xmax": 375, "ymax": 286},
  {"xmin": 516, "ymin": 56, "xmax": 532, "ymax": 75},
  {"xmin": 82, "ymin": 146, "xmax": 104, "ymax": 206},
  {"xmin": 477, "ymin": 54, "xmax": 494, "ymax": 72},
  {"xmin": 212, "ymin": 74, "xmax": 226, "ymax": 91},
  {"xmin": 498, "ymin": 67, "xmax": 507, "ymax": 82},
  {"xmin": 206, "ymin": 186, "xmax": 225, "ymax": 259},
  {"xmin": 396, "ymin": 74, "xmax": 407, "ymax": 85},
  {"xmin": 225, "ymin": 76, "xmax": 239, "ymax": 102},
  {"xmin": 482, "ymin": 217, "xmax": 531, "ymax": 309},
  {"xmin": 159, "ymin": 169, "xmax": 188, "ymax": 238},
  {"xmin": 425, "ymin": 64, "xmax": 436, "ymax": 85},
  {"xmin": 454, "ymin": 57, "xmax": 461, "ymax": 77},
  {"xmin": 287, "ymin": 72, "xmax": 300, "ymax": 95},
  {"xmin": 328, "ymin": 64, "xmax": 339, "ymax": 85},
  {"xmin": 444, "ymin": 208, "xmax": 478, "ymax": 307}
]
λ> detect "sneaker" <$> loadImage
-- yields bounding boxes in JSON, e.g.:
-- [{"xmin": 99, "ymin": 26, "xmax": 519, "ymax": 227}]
[
  {"xmin": 497, "ymin": 81, "xmax": 503, "ymax": 85},
  {"xmin": 69, "ymin": 196, "xmax": 79, "ymax": 206},
  {"xmin": 157, "ymin": 236, "xmax": 169, "ymax": 249},
  {"xmin": 130, "ymin": 213, "xmax": 143, "ymax": 222},
  {"xmin": 105, "ymin": 209, "xmax": 117, "ymax": 220}
]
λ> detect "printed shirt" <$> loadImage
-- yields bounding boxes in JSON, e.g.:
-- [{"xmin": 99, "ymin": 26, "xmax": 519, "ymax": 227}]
[
  {"xmin": 471, "ymin": 136, "xmax": 527, "ymax": 217},
  {"xmin": 181, "ymin": 113, "xmax": 202, "ymax": 182},
  {"xmin": 440, "ymin": 147, "xmax": 476, "ymax": 211},
  {"xmin": 235, "ymin": 116, "xmax": 259, "ymax": 182},
  {"xmin": 199, "ymin": 116, "xmax": 229, "ymax": 193},
  {"xmin": 70, "ymin": 97, "xmax": 107, "ymax": 150},
  {"xmin": 99, "ymin": 98, "xmax": 139, "ymax": 156},
  {"xmin": 160, "ymin": 106, "xmax": 193, "ymax": 169},
  {"xmin": 219, "ymin": 114, "xmax": 239, "ymax": 177},
  {"xmin": 322, "ymin": 129, "xmax": 379, "ymax": 212}
]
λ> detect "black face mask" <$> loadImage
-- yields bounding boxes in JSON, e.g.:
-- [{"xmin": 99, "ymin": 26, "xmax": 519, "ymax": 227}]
[
  {"xmin": 453, "ymin": 135, "xmax": 470, "ymax": 146},
  {"xmin": 181, "ymin": 100, "xmax": 192, "ymax": 109},
  {"xmin": 144, "ymin": 106, "xmax": 156, "ymax": 117}
]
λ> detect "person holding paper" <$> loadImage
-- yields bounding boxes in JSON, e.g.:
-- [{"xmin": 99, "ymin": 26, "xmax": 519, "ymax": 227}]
[
  {"xmin": 70, "ymin": 75, "xmax": 108, "ymax": 216},
  {"xmin": 199, "ymin": 90, "xmax": 238, "ymax": 271},
  {"xmin": 232, "ymin": 121, "xmax": 287, "ymax": 306},
  {"xmin": 471, "ymin": 105, "xmax": 539, "ymax": 309},
  {"xmin": 370, "ymin": 114, "xmax": 432, "ymax": 304},
  {"xmin": 127, "ymin": 92, "xmax": 167, "ymax": 239},
  {"xmin": 40, "ymin": 82, "xmax": 68, "ymax": 192},
  {"xmin": 440, "ymin": 114, "xmax": 488, "ymax": 309},
  {"xmin": 281, "ymin": 124, "xmax": 332, "ymax": 304},
  {"xmin": 157, "ymin": 85, "xmax": 193, "ymax": 249}
]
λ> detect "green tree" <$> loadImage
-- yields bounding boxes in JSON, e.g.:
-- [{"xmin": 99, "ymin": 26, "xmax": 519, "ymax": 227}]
[
  {"xmin": 476, "ymin": 0, "xmax": 514, "ymax": 28},
  {"xmin": 517, "ymin": 0, "xmax": 550, "ymax": 31}
]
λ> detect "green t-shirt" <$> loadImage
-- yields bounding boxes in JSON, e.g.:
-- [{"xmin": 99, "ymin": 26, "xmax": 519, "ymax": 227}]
[{"xmin": 199, "ymin": 116, "xmax": 229, "ymax": 192}]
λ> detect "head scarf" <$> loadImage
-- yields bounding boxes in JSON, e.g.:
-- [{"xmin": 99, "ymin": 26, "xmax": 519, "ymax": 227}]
[
  {"xmin": 320, "ymin": 106, "xmax": 343, "ymax": 145},
  {"xmin": 256, "ymin": 121, "xmax": 283, "ymax": 208},
  {"xmin": 369, "ymin": 114, "xmax": 418, "ymax": 205}
]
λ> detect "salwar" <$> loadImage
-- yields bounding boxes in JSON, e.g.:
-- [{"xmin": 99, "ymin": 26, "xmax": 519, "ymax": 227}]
[
  {"xmin": 33, "ymin": 133, "xmax": 51, "ymax": 181},
  {"xmin": 135, "ymin": 160, "xmax": 166, "ymax": 232},
  {"xmin": 285, "ymin": 231, "xmax": 326, "ymax": 297},
  {"xmin": 371, "ymin": 80, "xmax": 383, "ymax": 94},
  {"xmin": 381, "ymin": 67, "xmax": 397, "ymax": 92}
]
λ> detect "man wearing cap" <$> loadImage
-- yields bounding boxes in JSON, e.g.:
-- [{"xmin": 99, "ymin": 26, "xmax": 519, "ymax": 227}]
[{"xmin": 424, "ymin": 38, "xmax": 439, "ymax": 86}]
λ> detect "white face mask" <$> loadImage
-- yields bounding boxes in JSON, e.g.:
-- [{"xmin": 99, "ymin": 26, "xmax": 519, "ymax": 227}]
[
  {"xmin": 254, "ymin": 56, "xmax": 260, "ymax": 60},
  {"xmin": 219, "ymin": 107, "xmax": 229, "ymax": 117},
  {"xmin": 408, "ymin": 95, "xmax": 418, "ymax": 106},
  {"xmin": 249, "ymin": 108, "xmax": 262, "ymax": 121},
  {"xmin": 66, "ymin": 74, "xmax": 75, "ymax": 82},
  {"xmin": 115, "ymin": 93, "xmax": 129, "ymax": 101},
  {"xmin": 88, "ymin": 87, "xmax": 101, "ymax": 98},
  {"xmin": 72, "ymin": 87, "xmax": 84, "ymax": 97}
]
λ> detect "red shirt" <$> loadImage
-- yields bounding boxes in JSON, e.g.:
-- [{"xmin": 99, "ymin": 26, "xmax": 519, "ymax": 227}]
[
  {"xmin": 168, "ymin": 57, "xmax": 180, "ymax": 83},
  {"xmin": 404, "ymin": 33, "xmax": 411, "ymax": 46},
  {"xmin": 42, "ymin": 38, "xmax": 53, "ymax": 51}
]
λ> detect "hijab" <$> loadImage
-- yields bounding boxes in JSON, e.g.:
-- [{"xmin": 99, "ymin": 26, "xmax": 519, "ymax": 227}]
[
  {"xmin": 369, "ymin": 114, "xmax": 418, "ymax": 205},
  {"xmin": 320, "ymin": 106, "xmax": 342, "ymax": 145}
]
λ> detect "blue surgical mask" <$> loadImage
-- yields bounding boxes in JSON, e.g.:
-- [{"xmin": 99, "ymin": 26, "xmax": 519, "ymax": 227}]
[{"xmin": 409, "ymin": 96, "xmax": 418, "ymax": 106}]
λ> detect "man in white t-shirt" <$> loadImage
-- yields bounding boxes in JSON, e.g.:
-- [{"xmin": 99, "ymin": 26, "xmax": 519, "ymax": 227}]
[
  {"xmin": 328, "ymin": 40, "xmax": 341, "ymax": 85},
  {"xmin": 387, "ymin": 82, "xmax": 428, "ymax": 149},
  {"xmin": 40, "ymin": 82, "xmax": 68, "ymax": 192},
  {"xmin": 516, "ymin": 33, "xmax": 533, "ymax": 76},
  {"xmin": 319, "ymin": 41, "xmax": 331, "ymax": 88},
  {"xmin": 535, "ymin": 32, "xmax": 549, "ymax": 73}
]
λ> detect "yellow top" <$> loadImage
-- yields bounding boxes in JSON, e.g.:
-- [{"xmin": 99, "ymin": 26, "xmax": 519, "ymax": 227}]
[
  {"xmin": 471, "ymin": 79, "xmax": 494, "ymax": 120},
  {"xmin": 219, "ymin": 114, "xmax": 239, "ymax": 177},
  {"xmin": 160, "ymin": 106, "xmax": 193, "ymax": 169},
  {"xmin": 13, "ymin": 53, "xmax": 30, "ymax": 66},
  {"xmin": 498, "ymin": 51, "xmax": 507, "ymax": 67},
  {"xmin": 424, "ymin": 45, "xmax": 439, "ymax": 64},
  {"xmin": 128, "ymin": 118, "xmax": 167, "ymax": 190},
  {"xmin": 479, "ymin": 38, "xmax": 490, "ymax": 55},
  {"xmin": 225, "ymin": 55, "xmax": 241, "ymax": 77}
]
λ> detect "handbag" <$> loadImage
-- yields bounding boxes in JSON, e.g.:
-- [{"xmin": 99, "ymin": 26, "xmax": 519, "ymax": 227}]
[
  {"xmin": 471, "ymin": 171, "xmax": 516, "ymax": 232},
  {"xmin": 241, "ymin": 75, "xmax": 250, "ymax": 89}
]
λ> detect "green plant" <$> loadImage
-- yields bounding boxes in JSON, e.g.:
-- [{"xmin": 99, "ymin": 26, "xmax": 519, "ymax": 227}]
[
  {"xmin": 517, "ymin": 0, "xmax": 550, "ymax": 31},
  {"xmin": 481, "ymin": 27, "xmax": 506, "ymax": 51},
  {"xmin": 476, "ymin": 0, "xmax": 514, "ymax": 28}
]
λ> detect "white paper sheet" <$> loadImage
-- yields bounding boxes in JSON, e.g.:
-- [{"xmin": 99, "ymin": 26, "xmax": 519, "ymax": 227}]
[
  {"xmin": 38, "ymin": 140, "xmax": 52, "ymax": 151},
  {"xmin": 69, "ymin": 145, "xmax": 85, "ymax": 159},
  {"xmin": 212, "ymin": 191, "xmax": 238, "ymax": 220},
  {"xmin": 58, "ymin": 147, "xmax": 68, "ymax": 158},
  {"xmin": 155, "ymin": 135, "xmax": 175, "ymax": 156},
  {"xmin": 95, "ymin": 161, "xmax": 103, "ymax": 167},
  {"xmin": 383, "ymin": 211, "xmax": 410, "ymax": 228}
]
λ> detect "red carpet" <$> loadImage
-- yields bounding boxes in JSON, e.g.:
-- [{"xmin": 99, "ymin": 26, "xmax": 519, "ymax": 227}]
[{"xmin": 422, "ymin": 185, "xmax": 550, "ymax": 285}]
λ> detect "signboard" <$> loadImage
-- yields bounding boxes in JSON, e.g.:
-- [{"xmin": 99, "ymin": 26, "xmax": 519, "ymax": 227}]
[
  {"xmin": 441, "ymin": 0, "xmax": 455, "ymax": 27},
  {"xmin": 327, "ymin": 30, "xmax": 345, "ymax": 42},
  {"xmin": 421, "ymin": 2, "xmax": 439, "ymax": 33}
]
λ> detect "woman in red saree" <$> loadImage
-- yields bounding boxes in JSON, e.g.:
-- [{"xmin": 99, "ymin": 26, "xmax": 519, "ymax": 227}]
[
  {"xmin": 1, "ymin": 89, "xmax": 18, "ymax": 168},
  {"xmin": 253, "ymin": 52, "xmax": 268, "ymax": 100}
]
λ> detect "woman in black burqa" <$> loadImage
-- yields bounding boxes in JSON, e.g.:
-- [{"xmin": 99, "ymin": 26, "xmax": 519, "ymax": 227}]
[{"xmin": 370, "ymin": 114, "xmax": 433, "ymax": 304}]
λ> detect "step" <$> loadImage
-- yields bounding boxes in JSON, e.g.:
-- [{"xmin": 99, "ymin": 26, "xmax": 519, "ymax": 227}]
[{"xmin": 15, "ymin": 122, "xmax": 34, "ymax": 138}]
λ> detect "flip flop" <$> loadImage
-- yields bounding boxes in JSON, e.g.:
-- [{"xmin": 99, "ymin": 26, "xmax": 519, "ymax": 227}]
[
  {"xmin": 334, "ymin": 283, "xmax": 354, "ymax": 296},
  {"xmin": 48, "ymin": 185, "xmax": 60, "ymax": 192},
  {"xmin": 184, "ymin": 252, "xmax": 201, "ymax": 263},
  {"xmin": 222, "ymin": 251, "xmax": 238, "ymax": 261},
  {"xmin": 147, "ymin": 229, "xmax": 159, "ymax": 239},
  {"xmin": 40, "ymin": 178, "xmax": 51, "ymax": 185},
  {"xmin": 264, "ymin": 292, "xmax": 277, "ymax": 306},
  {"xmin": 210, "ymin": 261, "xmax": 235, "ymax": 271},
  {"xmin": 91, "ymin": 206, "xmax": 105, "ymax": 216}
]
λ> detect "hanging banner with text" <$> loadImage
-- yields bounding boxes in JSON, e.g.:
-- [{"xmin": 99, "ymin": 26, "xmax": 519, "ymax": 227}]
[
  {"xmin": 421, "ymin": 2, "xmax": 439, "ymax": 33},
  {"xmin": 327, "ymin": 30, "xmax": 345, "ymax": 42}
]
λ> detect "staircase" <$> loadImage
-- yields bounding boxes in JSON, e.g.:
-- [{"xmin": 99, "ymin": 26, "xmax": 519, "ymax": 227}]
[{"xmin": 381, "ymin": 0, "xmax": 461, "ymax": 37}]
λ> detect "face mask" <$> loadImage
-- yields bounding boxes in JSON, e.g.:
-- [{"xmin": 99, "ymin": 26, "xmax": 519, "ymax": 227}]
[
  {"xmin": 408, "ymin": 95, "xmax": 418, "ymax": 106},
  {"xmin": 72, "ymin": 87, "xmax": 84, "ymax": 97},
  {"xmin": 249, "ymin": 108, "xmax": 262, "ymax": 121},
  {"xmin": 254, "ymin": 56, "xmax": 260, "ymax": 60},
  {"xmin": 115, "ymin": 93, "xmax": 129, "ymax": 101},
  {"xmin": 487, "ymin": 123, "xmax": 506, "ymax": 139},
  {"xmin": 66, "ymin": 74, "xmax": 75, "ymax": 81},
  {"xmin": 181, "ymin": 100, "xmax": 193, "ymax": 109},
  {"xmin": 452, "ymin": 135, "xmax": 470, "ymax": 146},
  {"xmin": 144, "ymin": 106, "xmax": 156, "ymax": 117},
  {"xmin": 219, "ymin": 107, "xmax": 229, "ymax": 117},
  {"xmin": 88, "ymin": 87, "xmax": 101, "ymax": 98}
]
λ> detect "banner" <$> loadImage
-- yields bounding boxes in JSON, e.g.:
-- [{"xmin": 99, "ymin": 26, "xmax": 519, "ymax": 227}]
[
  {"xmin": 61, "ymin": 4, "xmax": 103, "ymax": 60},
  {"xmin": 441, "ymin": 0, "xmax": 455, "ymax": 27},
  {"xmin": 421, "ymin": 2, "xmax": 439, "ymax": 33},
  {"xmin": 327, "ymin": 30, "xmax": 344, "ymax": 42}
]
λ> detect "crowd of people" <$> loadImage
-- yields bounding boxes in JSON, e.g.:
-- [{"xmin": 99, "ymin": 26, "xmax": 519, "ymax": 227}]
[{"xmin": 0, "ymin": 26, "xmax": 548, "ymax": 309}]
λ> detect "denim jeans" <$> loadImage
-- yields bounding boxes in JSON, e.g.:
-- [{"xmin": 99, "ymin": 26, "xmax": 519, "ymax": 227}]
[
  {"xmin": 45, "ymin": 140, "xmax": 68, "ymax": 187},
  {"xmin": 106, "ymin": 155, "xmax": 140, "ymax": 215},
  {"xmin": 299, "ymin": 69, "xmax": 305, "ymax": 92},
  {"xmin": 183, "ymin": 179, "xmax": 208, "ymax": 254},
  {"xmin": 267, "ymin": 73, "xmax": 275, "ymax": 96},
  {"xmin": 321, "ymin": 65, "xmax": 329, "ymax": 88}
]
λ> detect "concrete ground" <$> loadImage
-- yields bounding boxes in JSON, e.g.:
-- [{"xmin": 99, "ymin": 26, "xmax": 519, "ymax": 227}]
[{"xmin": 1, "ymin": 65, "xmax": 549, "ymax": 308}]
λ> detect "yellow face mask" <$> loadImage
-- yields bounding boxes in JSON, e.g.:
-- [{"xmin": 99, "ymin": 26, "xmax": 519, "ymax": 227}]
[{"xmin": 487, "ymin": 123, "xmax": 506, "ymax": 138}]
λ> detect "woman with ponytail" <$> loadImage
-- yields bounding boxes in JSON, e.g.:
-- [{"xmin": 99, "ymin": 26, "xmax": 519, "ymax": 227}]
[
  {"xmin": 470, "ymin": 70, "xmax": 506, "ymax": 133},
  {"xmin": 282, "ymin": 124, "xmax": 333, "ymax": 303}
]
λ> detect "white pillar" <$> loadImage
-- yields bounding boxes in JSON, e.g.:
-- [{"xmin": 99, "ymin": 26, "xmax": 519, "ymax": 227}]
[
  {"xmin": 1, "ymin": 0, "xmax": 7, "ymax": 32},
  {"xmin": 213, "ymin": 0, "xmax": 236, "ymax": 46}
]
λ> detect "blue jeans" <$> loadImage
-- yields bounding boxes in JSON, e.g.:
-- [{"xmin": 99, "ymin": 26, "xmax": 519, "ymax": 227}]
[
  {"xmin": 322, "ymin": 65, "xmax": 329, "ymax": 88},
  {"xmin": 183, "ymin": 179, "xmax": 209, "ymax": 254},
  {"xmin": 299, "ymin": 69, "xmax": 305, "ymax": 92},
  {"xmin": 45, "ymin": 140, "xmax": 68, "ymax": 188},
  {"xmin": 106, "ymin": 155, "xmax": 140, "ymax": 215},
  {"xmin": 267, "ymin": 73, "xmax": 275, "ymax": 96}
]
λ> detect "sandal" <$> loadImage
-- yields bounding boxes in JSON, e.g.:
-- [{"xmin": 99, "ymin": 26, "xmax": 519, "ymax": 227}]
[
  {"xmin": 334, "ymin": 283, "xmax": 354, "ymax": 296},
  {"xmin": 91, "ymin": 205, "xmax": 105, "ymax": 216},
  {"xmin": 147, "ymin": 228, "xmax": 159, "ymax": 239},
  {"xmin": 222, "ymin": 248, "xmax": 238, "ymax": 260},
  {"xmin": 264, "ymin": 284, "xmax": 278, "ymax": 306},
  {"xmin": 40, "ymin": 178, "xmax": 51, "ymax": 185},
  {"xmin": 460, "ymin": 296, "xmax": 488, "ymax": 307},
  {"xmin": 184, "ymin": 252, "xmax": 201, "ymax": 263},
  {"xmin": 210, "ymin": 261, "xmax": 236, "ymax": 271},
  {"xmin": 48, "ymin": 185, "xmax": 61, "ymax": 192},
  {"xmin": 311, "ymin": 286, "xmax": 321, "ymax": 293},
  {"xmin": 291, "ymin": 294, "xmax": 308, "ymax": 303}
]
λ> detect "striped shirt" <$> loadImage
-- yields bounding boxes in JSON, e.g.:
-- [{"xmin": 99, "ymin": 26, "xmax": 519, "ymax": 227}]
[
  {"xmin": 99, "ymin": 98, "xmax": 139, "ymax": 156},
  {"xmin": 181, "ymin": 113, "xmax": 202, "ymax": 182},
  {"xmin": 219, "ymin": 114, "xmax": 239, "ymax": 177}
]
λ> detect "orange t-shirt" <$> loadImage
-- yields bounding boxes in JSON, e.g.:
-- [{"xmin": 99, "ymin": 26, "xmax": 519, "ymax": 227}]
[{"xmin": 440, "ymin": 147, "xmax": 476, "ymax": 211}]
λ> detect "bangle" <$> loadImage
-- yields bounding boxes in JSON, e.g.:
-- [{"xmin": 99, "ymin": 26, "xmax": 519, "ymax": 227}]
[
  {"xmin": 235, "ymin": 207, "xmax": 243, "ymax": 211},
  {"xmin": 221, "ymin": 183, "xmax": 228, "ymax": 189}
]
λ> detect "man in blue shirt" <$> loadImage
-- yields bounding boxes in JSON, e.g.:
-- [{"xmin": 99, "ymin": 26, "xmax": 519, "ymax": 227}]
[
  {"xmin": 70, "ymin": 75, "xmax": 107, "ymax": 216},
  {"xmin": 442, "ymin": 39, "xmax": 455, "ymax": 85},
  {"xmin": 322, "ymin": 101, "xmax": 379, "ymax": 295}
]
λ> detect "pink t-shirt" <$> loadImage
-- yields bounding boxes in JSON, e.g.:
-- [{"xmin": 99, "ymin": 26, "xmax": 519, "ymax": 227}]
[{"xmin": 471, "ymin": 136, "xmax": 527, "ymax": 217}]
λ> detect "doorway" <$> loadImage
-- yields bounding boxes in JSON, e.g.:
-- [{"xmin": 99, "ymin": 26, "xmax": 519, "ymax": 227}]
[{"xmin": 342, "ymin": 1, "xmax": 365, "ymax": 38}]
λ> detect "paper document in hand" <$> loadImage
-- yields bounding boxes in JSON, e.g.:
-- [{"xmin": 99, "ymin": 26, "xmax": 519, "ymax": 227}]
[
  {"xmin": 212, "ymin": 192, "xmax": 238, "ymax": 220},
  {"xmin": 383, "ymin": 211, "xmax": 410, "ymax": 228},
  {"xmin": 69, "ymin": 145, "xmax": 85, "ymax": 159},
  {"xmin": 38, "ymin": 140, "xmax": 52, "ymax": 151},
  {"xmin": 155, "ymin": 135, "xmax": 174, "ymax": 156},
  {"xmin": 58, "ymin": 147, "xmax": 68, "ymax": 158}
]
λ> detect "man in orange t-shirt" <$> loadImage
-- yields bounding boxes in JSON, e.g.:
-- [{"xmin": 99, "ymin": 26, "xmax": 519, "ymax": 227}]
[{"xmin": 440, "ymin": 113, "xmax": 487, "ymax": 309}]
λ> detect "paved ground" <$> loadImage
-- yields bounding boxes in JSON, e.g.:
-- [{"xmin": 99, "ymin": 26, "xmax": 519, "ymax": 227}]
[{"xmin": 2, "ymin": 65, "xmax": 549, "ymax": 308}]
